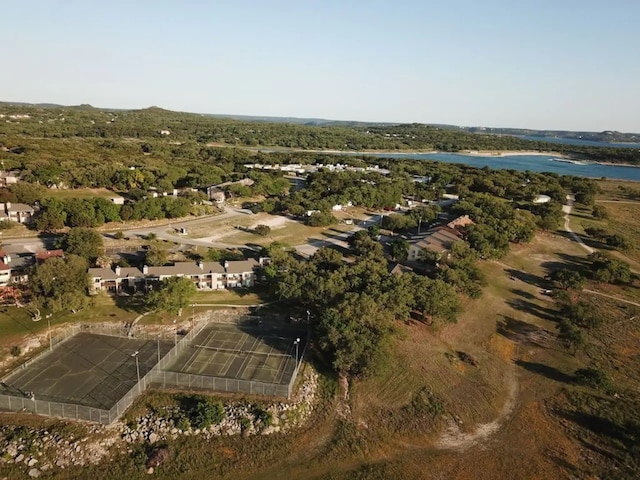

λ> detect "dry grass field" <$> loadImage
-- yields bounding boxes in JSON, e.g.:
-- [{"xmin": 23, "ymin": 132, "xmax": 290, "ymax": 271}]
[{"xmin": 2, "ymin": 183, "xmax": 640, "ymax": 479}]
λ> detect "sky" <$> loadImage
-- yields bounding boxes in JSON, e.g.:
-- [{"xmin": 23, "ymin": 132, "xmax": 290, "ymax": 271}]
[{"xmin": 1, "ymin": 0, "xmax": 639, "ymax": 132}]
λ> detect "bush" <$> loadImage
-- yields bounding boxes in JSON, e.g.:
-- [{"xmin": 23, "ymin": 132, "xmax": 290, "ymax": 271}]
[
  {"xmin": 191, "ymin": 398, "xmax": 224, "ymax": 429},
  {"xmin": 575, "ymin": 367, "xmax": 614, "ymax": 393},
  {"xmin": 175, "ymin": 416, "xmax": 191, "ymax": 432},
  {"xmin": 10, "ymin": 345, "xmax": 21, "ymax": 357},
  {"xmin": 114, "ymin": 231, "xmax": 124, "ymax": 240},
  {"xmin": 252, "ymin": 406, "xmax": 273, "ymax": 428},
  {"xmin": 254, "ymin": 224, "xmax": 271, "ymax": 237}
]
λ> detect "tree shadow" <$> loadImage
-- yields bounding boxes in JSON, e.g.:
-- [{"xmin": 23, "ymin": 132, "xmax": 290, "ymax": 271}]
[
  {"xmin": 506, "ymin": 298, "xmax": 559, "ymax": 322},
  {"xmin": 504, "ymin": 268, "xmax": 547, "ymax": 289},
  {"xmin": 555, "ymin": 230, "xmax": 612, "ymax": 252},
  {"xmin": 509, "ymin": 288, "xmax": 536, "ymax": 300},
  {"xmin": 114, "ymin": 295, "xmax": 148, "ymax": 314},
  {"xmin": 515, "ymin": 359, "xmax": 573, "ymax": 383},
  {"xmin": 497, "ymin": 316, "xmax": 556, "ymax": 348}
]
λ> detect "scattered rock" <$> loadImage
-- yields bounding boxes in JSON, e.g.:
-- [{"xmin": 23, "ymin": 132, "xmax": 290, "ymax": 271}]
[
  {"xmin": 28, "ymin": 468, "xmax": 41, "ymax": 478},
  {"xmin": 14, "ymin": 454, "xmax": 24, "ymax": 463}
]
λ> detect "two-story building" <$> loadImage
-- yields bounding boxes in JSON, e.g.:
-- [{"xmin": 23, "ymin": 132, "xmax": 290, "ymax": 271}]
[{"xmin": 88, "ymin": 259, "xmax": 261, "ymax": 294}]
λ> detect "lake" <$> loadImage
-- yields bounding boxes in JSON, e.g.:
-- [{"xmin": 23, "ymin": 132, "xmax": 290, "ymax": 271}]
[
  {"xmin": 361, "ymin": 152, "xmax": 640, "ymax": 181},
  {"xmin": 515, "ymin": 135, "xmax": 640, "ymax": 149}
]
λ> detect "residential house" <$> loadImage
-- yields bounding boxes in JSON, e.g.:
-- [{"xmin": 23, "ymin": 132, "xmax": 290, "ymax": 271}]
[
  {"xmin": 207, "ymin": 186, "xmax": 226, "ymax": 203},
  {"xmin": 1, "ymin": 202, "xmax": 35, "ymax": 224},
  {"xmin": 0, "ymin": 251, "xmax": 36, "ymax": 287},
  {"xmin": 0, "ymin": 170, "xmax": 20, "ymax": 188},
  {"xmin": 35, "ymin": 250, "xmax": 64, "ymax": 263},
  {"xmin": 407, "ymin": 227, "xmax": 463, "ymax": 261}
]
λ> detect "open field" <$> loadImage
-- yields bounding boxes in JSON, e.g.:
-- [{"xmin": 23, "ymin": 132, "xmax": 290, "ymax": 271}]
[
  {"xmin": 1, "ymin": 333, "xmax": 173, "ymax": 410},
  {"xmin": 42, "ymin": 188, "xmax": 120, "ymax": 201}
]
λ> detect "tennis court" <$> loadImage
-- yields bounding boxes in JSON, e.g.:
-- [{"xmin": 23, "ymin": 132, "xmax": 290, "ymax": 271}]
[
  {"xmin": 165, "ymin": 323, "xmax": 305, "ymax": 385},
  {"xmin": 0, "ymin": 333, "xmax": 174, "ymax": 410}
]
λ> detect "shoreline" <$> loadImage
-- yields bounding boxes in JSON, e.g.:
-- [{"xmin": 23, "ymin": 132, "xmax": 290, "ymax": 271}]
[{"xmin": 215, "ymin": 143, "xmax": 640, "ymax": 169}]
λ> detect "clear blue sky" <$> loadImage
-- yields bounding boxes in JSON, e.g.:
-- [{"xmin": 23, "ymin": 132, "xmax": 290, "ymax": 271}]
[{"xmin": 1, "ymin": 0, "xmax": 638, "ymax": 132}]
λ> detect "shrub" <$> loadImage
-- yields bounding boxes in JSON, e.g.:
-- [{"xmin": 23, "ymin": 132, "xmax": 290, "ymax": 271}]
[
  {"xmin": 10, "ymin": 345, "xmax": 21, "ymax": 357},
  {"xmin": 114, "ymin": 231, "xmax": 124, "ymax": 240},
  {"xmin": 252, "ymin": 406, "xmax": 273, "ymax": 428},
  {"xmin": 191, "ymin": 398, "xmax": 224, "ymax": 429},
  {"xmin": 175, "ymin": 416, "xmax": 191, "ymax": 431},
  {"xmin": 575, "ymin": 367, "xmax": 614, "ymax": 393}
]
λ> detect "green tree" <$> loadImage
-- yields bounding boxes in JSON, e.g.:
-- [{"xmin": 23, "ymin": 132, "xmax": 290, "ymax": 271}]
[
  {"xmin": 318, "ymin": 293, "xmax": 395, "ymax": 377},
  {"xmin": 144, "ymin": 246, "xmax": 169, "ymax": 266},
  {"xmin": 60, "ymin": 227, "xmax": 104, "ymax": 263},
  {"xmin": 190, "ymin": 397, "xmax": 225, "ymax": 429},
  {"xmin": 35, "ymin": 209, "xmax": 66, "ymax": 232},
  {"xmin": 254, "ymin": 224, "xmax": 271, "ymax": 237},
  {"xmin": 592, "ymin": 204, "xmax": 608, "ymax": 219},
  {"xmin": 146, "ymin": 276, "xmax": 197, "ymax": 316},
  {"xmin": 390, "ymin": 238, "xmax": 409, "ymax": 261},
  {"xmin": 29, "ymin": 255, "xmax": 90, "ymax": 313},
  {"xmin": 547, "ymin": 268, "xmax": 585, "ymax": 290}
]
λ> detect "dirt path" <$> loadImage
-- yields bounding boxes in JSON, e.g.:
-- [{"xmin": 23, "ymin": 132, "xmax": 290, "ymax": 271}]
[
  {"xmin": 583, "ymin": 288, "xmax": 640, "ymax": 308},
  {"xmin": 562, "ymin": 203, "xmax": 594, "ymax": 254},
  {"xmin": 435, "ymin": 358, "xmax": 518, "ymax": 451}
]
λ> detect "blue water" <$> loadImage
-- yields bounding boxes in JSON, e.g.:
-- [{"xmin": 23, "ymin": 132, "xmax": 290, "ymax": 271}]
[
  {"xmin": 516, "ymin": 135, "xmax": 640, "ymax": 149},
  {"xmin": 363, "ymin": 152, "xmax": 640, "ymax": 181}
]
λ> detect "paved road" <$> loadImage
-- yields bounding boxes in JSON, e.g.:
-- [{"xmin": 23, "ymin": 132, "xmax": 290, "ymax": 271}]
[
  {"xmin": 120, "ymin": 207, "xmax": 254, "ymax": 249},
  {"xmin": 1, "ymin": 207, "xmax": 385, "ymax": 258}
]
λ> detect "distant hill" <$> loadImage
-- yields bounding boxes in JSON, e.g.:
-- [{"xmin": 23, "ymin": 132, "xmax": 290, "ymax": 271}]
[
  {"xmin": 0, "ymin": 99, "xmax": 638, "ymax": 141},
  {"xmin": 202, "ymin": 112, "xmax": 398, "ymax": 128}
]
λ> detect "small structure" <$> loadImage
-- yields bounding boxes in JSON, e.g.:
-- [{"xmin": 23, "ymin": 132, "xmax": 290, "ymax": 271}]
[
  {"xmin": 447, "ymin": 214, "xmax": 474, "ymax": 231},
  {"xmin": 533, "ymin": 194, "xmax": 551, "ymax": 204},
  {"xmin": 109, "ymin": 195, "xmax": 125, "ymax": 205},
  {"xmin": 0, "ymin": 170, "xmax": 20, "ymax": 188}
]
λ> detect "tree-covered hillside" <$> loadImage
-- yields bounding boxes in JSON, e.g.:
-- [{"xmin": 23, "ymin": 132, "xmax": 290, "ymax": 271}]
[{"xmin": 1, "ymin": 103, "xmax": 639, "ymax": 164}]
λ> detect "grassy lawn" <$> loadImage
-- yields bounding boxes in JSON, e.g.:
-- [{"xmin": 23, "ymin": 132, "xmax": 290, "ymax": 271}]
[{"xmin": 42, "ymin": 187, "xmax": 121, "ymax": 200}]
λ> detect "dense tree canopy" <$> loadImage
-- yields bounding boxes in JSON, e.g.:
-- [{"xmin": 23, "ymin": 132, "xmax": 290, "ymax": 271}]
[
  {"xmin": 146, "ymin": 277, "xmax": 197, "ymax": 316},
  {"xmin": 29, "ymin": 255, "xmax": 90, "ymax": 313}
]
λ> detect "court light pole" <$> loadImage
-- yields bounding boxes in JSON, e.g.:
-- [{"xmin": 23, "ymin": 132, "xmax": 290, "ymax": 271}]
[
  {"xmin": 131, "ymin": 351, "xmax": 140, "ymax": 383},
  {"xmin": 173, "ymin": 320, "xmax": 177, "ymax": 345},
  {"xmin": 294, "ymin": 338, "xmax": 300, "ymax": 367},
  {"xmin": 46, "ymin": 314, "xmax": 53, "ymax": 352}
]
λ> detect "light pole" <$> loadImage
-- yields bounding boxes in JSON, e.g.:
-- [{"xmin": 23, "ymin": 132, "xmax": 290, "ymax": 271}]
[
  {"xmin": 173, "ymin": 320, "xmax": 177, "ymax": 345},
  {"xmin": 46, "ymin": 314, "xmax": 53, "ymax": 352},
  {"xmin": 131, "ymin": 351, "xmax": 140, "ymax": 383},
  {"xmin": 294, "ymin": 338, "xmax": 300, "ymax": 367}
]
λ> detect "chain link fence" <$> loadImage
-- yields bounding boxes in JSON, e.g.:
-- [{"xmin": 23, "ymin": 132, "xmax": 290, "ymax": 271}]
[{"xmin": 0, "ymin": 313, "xmax": 307, "ymax": 424}]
